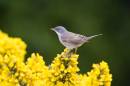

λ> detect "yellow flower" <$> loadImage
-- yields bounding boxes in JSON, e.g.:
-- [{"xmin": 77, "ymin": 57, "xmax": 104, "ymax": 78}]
[
  {"xmin": 49, "ymin": 49, "xmax": 81, "ymax": 86},
  {"xmin": 82, "ymin": 61, "xmax": 112, "ymax": 86},
  {"xmin": 0, "ymin": 31, "xmax": 26, "ymax": 61},
  {"xmin": 0, "ymin": 31, "xmax": 112, "ymax": 86}
]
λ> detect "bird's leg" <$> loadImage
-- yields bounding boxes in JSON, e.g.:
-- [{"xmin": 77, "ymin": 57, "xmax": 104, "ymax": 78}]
[
  {"xmin": 65, "ymin": 48, "xmax": 77, "ymax": 58},
  {"xmin": 68, "ymin": 49, "xmax": 76, "ymax": 57},
  {"xmin": 70, "ymin": 48, "xmax": 77, "ymax": 53},
  {"xmin": 65, "ymin": 49, "xmax": 72, "ymax": 58},
  {"xmin": 74, "ymin": 48, "xmax": 77, "ymax": 53}
]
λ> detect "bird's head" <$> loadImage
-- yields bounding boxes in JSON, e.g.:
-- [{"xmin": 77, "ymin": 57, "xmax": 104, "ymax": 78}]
[{"xmin": 51, "ymin": 26, "xmax": 67, "ymax": 35}]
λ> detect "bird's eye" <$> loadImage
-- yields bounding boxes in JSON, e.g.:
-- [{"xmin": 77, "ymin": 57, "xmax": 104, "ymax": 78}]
[{"xmin": 56, "ymin": 29, "xmax": 63, "ymax": 33}]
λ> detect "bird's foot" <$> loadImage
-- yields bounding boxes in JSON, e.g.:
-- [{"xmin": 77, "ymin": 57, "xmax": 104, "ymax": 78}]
[{"xmin": 65, "ymin": 48, "xmax": 77, "ymax": 58}]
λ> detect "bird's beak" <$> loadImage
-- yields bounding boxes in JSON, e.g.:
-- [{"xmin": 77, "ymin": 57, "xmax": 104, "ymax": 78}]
[{"xmin": 51, "ymin": 28, "xmax": 55, "ymax": 31}]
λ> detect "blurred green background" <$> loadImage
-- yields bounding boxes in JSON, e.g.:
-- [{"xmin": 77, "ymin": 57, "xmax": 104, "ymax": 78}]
[{"xmin": 0, "ymin": 0, "xmax": 130, "ymax": 86}]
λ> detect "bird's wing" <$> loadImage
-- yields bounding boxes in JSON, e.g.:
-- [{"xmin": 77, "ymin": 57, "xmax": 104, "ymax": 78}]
[{"xmin": 61, "ymin": 32, "xmax": 87, "ymax": 45}]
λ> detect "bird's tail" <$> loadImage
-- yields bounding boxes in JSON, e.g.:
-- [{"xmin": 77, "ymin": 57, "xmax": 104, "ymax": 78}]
[{"xmin": 86, "ymin": 34, "xmax": 102, "ymax": 41}]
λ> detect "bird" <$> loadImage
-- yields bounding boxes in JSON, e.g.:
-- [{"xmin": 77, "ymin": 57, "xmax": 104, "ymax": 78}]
[{"xmin": 52, "ymin": 26, "xmax": 102, "ymax": 52}]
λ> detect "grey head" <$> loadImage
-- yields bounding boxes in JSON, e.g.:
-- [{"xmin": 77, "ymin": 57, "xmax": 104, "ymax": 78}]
[{"xmin": 52, "ymin": 26, "xmax": 67, "ymax": 35}]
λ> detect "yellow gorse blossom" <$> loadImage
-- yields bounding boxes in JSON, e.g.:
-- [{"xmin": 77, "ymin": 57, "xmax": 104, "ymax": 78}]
[{"xmin": 0, "ymin": 31, "xmax": 112, "ymax": 86}]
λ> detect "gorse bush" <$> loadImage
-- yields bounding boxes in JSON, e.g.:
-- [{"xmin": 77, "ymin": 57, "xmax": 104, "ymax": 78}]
[{"xmin": 0, "ymin": 31, "xmax": 112, "ymax": 86}]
